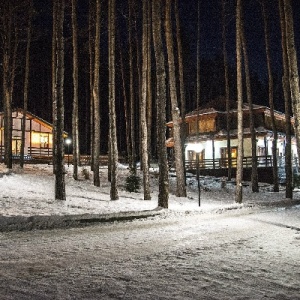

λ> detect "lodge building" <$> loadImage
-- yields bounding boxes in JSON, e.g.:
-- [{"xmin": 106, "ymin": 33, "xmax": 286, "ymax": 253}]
[
  {"xmin": 0, "ymin": 108, "xmax": 54, "ymax": 159},
  {"xmin": 166, "ymin": 103, "xmax": 298, "ymax": 171}
]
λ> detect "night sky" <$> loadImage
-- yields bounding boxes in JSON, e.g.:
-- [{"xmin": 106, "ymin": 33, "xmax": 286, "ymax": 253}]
[{"xmin": 2, "ymin": 0, "xmax": 300, "ymax": 153}]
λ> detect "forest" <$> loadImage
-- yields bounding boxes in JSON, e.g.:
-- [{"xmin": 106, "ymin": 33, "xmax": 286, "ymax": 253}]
[{"xmin": 0, "ymin": 0, "xmax": 300, "ymax": 205}]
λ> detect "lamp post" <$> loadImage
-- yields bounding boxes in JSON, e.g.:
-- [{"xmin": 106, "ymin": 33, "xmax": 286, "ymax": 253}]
[
  {"xmin": 65, "ymin": 138, "xmax": 71, "ymax": 167},
  {"xmin": 195, "ymin": 144, "xmax": 202, "ymax": 207}
]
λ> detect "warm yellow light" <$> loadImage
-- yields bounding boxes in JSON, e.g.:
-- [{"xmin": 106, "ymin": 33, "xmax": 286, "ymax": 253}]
[
  {"xmin": 31, "ymin": 132, "xmax": 52, "ymax": 146},
  {"xmin": 31, "ymin": 132, "xmax": 40, "ymax": 144}
]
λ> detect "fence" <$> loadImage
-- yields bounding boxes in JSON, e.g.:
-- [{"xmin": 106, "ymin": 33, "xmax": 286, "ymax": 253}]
[{"xmin": 182, "ymin": 155, "xmax": 298, "ymax": 171}]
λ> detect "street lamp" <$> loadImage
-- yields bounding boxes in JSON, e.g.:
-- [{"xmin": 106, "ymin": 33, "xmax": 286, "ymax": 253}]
[
  {"xmin": 65, "ymin": 138, "xmax": 72, "ymax": 167},
  {"xmin": 195, "ymin": 144, "xmax": 203, "ymax": 207}
]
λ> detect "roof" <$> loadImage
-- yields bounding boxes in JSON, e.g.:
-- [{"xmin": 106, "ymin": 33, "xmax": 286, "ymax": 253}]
[
  {"xmin": 0, "ymin": 108, "xmax": 68, "ymax": 135},
  {"xmin": 0, "ymin": 108, "xmax": 53, "ymax": 130},
  {"xmin": 167, "ymin": 103, "xmax": 291, "ymax": 127}
]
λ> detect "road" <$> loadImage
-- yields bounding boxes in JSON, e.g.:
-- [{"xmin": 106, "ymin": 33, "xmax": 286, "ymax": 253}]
[{"xmin": 0, "ymin": 207, "xmax": 299, "ymax": 299}]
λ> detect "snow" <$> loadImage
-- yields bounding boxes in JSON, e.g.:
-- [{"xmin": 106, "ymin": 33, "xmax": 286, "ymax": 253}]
[
  {"xmin": 0, "ymin": 162, "xmax": 298, "ymax": 219},
  {"xmin": 0, "ymin": 163, "xmax": 300, "ymax": 299}
]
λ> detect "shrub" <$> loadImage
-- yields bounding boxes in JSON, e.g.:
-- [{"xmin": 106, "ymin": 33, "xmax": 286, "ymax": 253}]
[
  {"xmin": 125, "ymin": 173, "xmax": 141, "ymax": 192},
  {"xmin": 293, "ymin": 173, "xmax": 300, "ymax": 189},
  {"xmin": 81, "ymin": 168, "xmax": 90, "ymax": 180}
]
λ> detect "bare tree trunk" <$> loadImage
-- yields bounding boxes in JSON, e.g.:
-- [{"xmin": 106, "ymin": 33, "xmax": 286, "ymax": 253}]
[
  {"xmin": 141, "ymin": 0, "xmax": 151, "ymax": 200},
  {"xmin": 146, "ymin": 0, "xmax": 153, "ymax": 162},
  {"xmin": 128, "ymin": 0, "xmax": 136, "ymax": 173},
  {"xmin": 175, "ymin": 0, "xmax": 187, "ymax": 184},
  {"xmin": 196, "ymin": 0, "xmax": 200, "ymax": 109},
  {"xmin": 283, "ymin": 0, "xmax": 300, "ymax": 161},
  {"xmin": 71, "ymin": 0, "xmax": 80, "ymax": 180},
  {"xmin": 89, "ymin": 0, "xmax": 94, "ymax": 169},
  {"xmin": 2, "ymin": 3, "xmax": 14, "ymax": 169},
  {"xmin": 52, "ymin": 0, "xmax": 58, "ymax": 173},
  {"xmin": 222, "ymin": 0, "xmax": 232, "ymax": 181},
  {"xmin": 54, "ymin": 0, "xmax": 66, "ymax": 200},
  {"xmin": 262, "ymin": 0, "xmax": 278, "ymax": 192},
  {"xmin": 235, "ymin": 0, "xmax": 243, "ymax": 204},
  {"xmin": 152, "ymin": 0, "xmax": 169, "ymax": 208},
  {"xmin": 93, "ymin": 0, "xmax": 101, "ymax": 187},
  {"xmin": 119, "ymin": 40, "xmax": 132, "ymax": 167},
  {"xmin": 165, "ymin": 0, "xmax": 186, "ymax": 197},
  {"xmin": 21, "ymin": 1, "xmax": 33, "ymax": 169},
  {"xmin": 134, "ymin": 14, "xmax": 142, "ymax": 169},
  {"xmin": 279, "ymin": 0, "xmax": 293, "ymax": 199},
  {"xmin": 108, "ymin": 0, "xmax": 119, "ymax": 200},
  {"xmin": 240, "ymin": 5, "xmax": 259, "ymax": 193}
]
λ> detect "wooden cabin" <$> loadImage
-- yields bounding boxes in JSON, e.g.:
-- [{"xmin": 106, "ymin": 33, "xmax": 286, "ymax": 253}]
[
  {"xmin": 0, "ymin": 109, "xmax": 54, "ymax": 158},
  {"xmin": 166, "ymin": 103, "xmax": 298, "ymax": 169}
]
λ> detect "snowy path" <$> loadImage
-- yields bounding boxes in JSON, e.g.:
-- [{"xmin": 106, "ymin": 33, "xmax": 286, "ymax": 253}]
[{"xmin": 0, "ymin": 207, "xmax": 299, "ymax": 299}]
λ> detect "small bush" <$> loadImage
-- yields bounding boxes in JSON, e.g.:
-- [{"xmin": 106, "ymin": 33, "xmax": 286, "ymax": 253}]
[
  {"xmin": 293, "ymin": 173, "xmax": 300, "ymax": 189},
  {"xmin": 125, "ymin": 173, "xmax": 141, "ymax": 193},
  {"xmin": 81, "ymin": 168, "xmax": 90, "ymax": 180}
]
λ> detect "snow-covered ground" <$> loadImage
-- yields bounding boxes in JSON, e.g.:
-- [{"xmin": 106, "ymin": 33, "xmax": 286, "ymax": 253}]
[
  {"xmin": 0, "ymin": 163, "xmax": 300, "ymax": 299},
  {"xmin": 0, "ymin": 162, "xmax": 298, "ymax": 218}
]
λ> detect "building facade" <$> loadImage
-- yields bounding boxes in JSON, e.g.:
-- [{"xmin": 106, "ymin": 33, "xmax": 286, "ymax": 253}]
[
  {"xmin": 0, "ymin": 109, "xmax": 53, "ymax": 158},
  {"xmin": 166, "ymin": 104, "xmax": 298, "ymax": 169}
]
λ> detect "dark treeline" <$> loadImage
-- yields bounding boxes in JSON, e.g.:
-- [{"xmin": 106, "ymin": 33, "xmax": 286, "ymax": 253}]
[
  {"xmin": 0, "ymin": 0, "xmax": 300, "ymax": 203},
  {"xmin": 1, "ymin": 0, "xmax": 295, "ymax": 155}
]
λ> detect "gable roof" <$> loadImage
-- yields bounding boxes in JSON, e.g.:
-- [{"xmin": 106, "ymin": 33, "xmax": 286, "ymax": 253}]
[{"xmin": 0, "ymin": 108, "xmax": 53, "ymax": 131}]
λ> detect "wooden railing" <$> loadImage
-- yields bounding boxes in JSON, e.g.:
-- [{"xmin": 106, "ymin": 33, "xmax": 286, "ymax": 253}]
[
  {"xmin": 182, "ymin": 155, "xmax": 296, "ymax": 170},
  {"xmin": 28, "ymin": 147, "xmax": 53, "ymax": 157}
]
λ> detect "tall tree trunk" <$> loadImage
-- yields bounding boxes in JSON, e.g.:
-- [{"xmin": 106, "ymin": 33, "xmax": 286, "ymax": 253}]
[
  {"xmin": 152, "ymin": 0, "xmax": 169, "ymax": 208},
  {"xmin": 89, "ymin": 0, "xmax": 94, "ymax": 169},
  {"xmin": 283, "ymin": 0, "xmax": 300, "ymax": 161},
  {"xmin": 196, "ymin": 0, "xmax": 200, "ymax": 109},
  {"xmin": 52, "ymin": 0, "xmax": 58, "ymax": 173},
  {"xmin": 165, "ymin": 0, "xmax": 186, "ymax": 197},
  {"xmin": 235, "ymin": 0, "xmax": 243, "ymax": 204},
  {"xmin": 262, "ymin": 0, "xmax": 279, "ymax": 192},
  {"xmin": 54, "ymin": 0, "xmax": 66, "ymax": 200},
  {"xmin": 146, "ymin": 0, "xmax": 153, "ymax": 162},
  {"xmin": 134, "ymin": 14, "xmax": 142, "ymax": 168},
  {"xmin": 141, "ymin": 0, "xmax": 151, "ymax": 200},
  {"xmin": 71, "ymin": 0, "xmax": 80, "ymax": 180},
  {"xmin": 279, "ymin": 0, "xmax": 293, "ymax": 199},
  {"xmin": 108, "ymin": 0, "xmax": 119, "ymax": 200},
  {"xmin": 93, "ymin": 0, "xmax": 101, "ymax": 187},
  {"xmin": 240, "ymin": 5, "xmax": 259, "ymax": 192},
  {"xmin": 119, "ymin": 40, "xmax": 132, "ymax": 167},
  {"xmin": 175, "ymin": 0, "xmax": 187, "ymax": 186},
  {"xmin": 196, "ymin": 0, "xmax": 201, "ymax": 182},
  {"xmin": 21, "ymin": 0, "xmax": 33, "ymax": 169},
  {"xmin": 128, "ymin": 0, "xmax": 136, "ymax": 173},
  {"xmin": 222, "ymin": 0, "xmax": 232, "ymax": 181},
  {"xmin": 2, "ymin": 3, "xmax": 13, "ymax": 169}
]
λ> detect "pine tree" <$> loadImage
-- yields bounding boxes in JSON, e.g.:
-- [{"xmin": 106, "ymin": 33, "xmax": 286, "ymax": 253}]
[
  {"xmin": 92, "ymin": 0, "xmax": 101, "ymax": 187},
  {"xmin": 71, "ymin": 0, "xmax": 80, "ymax": 180},
  {"xmin": 279, "ymin": 0, "xmax": 293, "ymax": 198},
  {"xmin": 108, "ymin": 0, "xmax": 119, "ymax": 200},
  {"xmin": 165, "ymin": 0, "xmax": 186, "ymax": 197},
  {"xmin": 152, "ymin": 0, "xmax": 169, "ymax": 208},
  {"xmin": 54, "ymin": 0, "xmax": 66, "ymax": 200},
  {"xmin": 235, "ymin": 0, "xmax": 243, "ymax": 204},
  {"xmin": 20, "ymin": 0, "xmax": 33, "ymax": 169},
  {"xmin": 240, "ymin": 5, "xmax": 259, "ymax": 192},
  {"xmin": 141, "ymin": 0, "xmax": 151, "ymax": 200},
  {"xmin": 261, "ymin": 0, "xmax": 278, "ymax": 192},
  {"xmin": 283, "ymin": 0, "xmax": 300, "ymax": 160}
]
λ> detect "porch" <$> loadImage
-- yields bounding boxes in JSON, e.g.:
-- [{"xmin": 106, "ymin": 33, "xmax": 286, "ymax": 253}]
[{"xmin": 178, "ymin": 155, "xmax": 298, "ymax": 184}]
